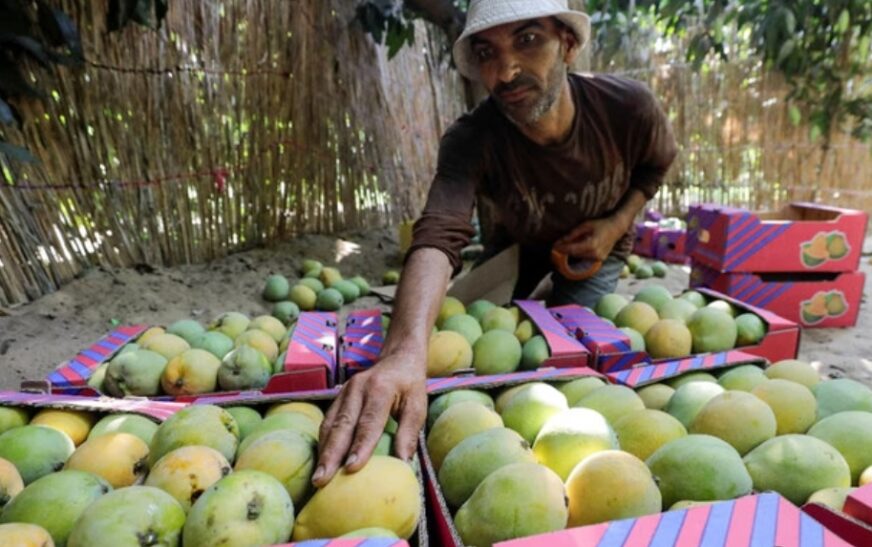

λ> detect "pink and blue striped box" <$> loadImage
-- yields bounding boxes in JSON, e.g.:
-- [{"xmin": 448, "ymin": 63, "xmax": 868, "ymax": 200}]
[
  {"xmin": 0, "ymin": 390, "xmax": 186, "ymax": 422},
  {"xmin": 605, "ymin": 350, "xmax": 767, "ymax": 388},
  {"xmin": 686, "ymin": 202, "xmax": 867, "ymax": 273},
  {"xmin": 497, "ymin": 492, "xmax": 851, "ymax": 547},
  {"xmin": 655, "ymin": 227, "xmax": 689, "ymax": 264},
  {"xmin": 339, "ymin": 301, "xmax": 591, "ymax": 379},
  {"xmin": 275, "ymin": 541, "xmax": 409, "ymax": 547},
  {"xmin": 634, "ymin": 221, "xmax": 660, "ymax": 257}
]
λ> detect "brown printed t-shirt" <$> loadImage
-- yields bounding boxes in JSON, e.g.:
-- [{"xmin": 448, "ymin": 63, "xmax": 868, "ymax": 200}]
[{"xmin": 409, "ymin": 73, "xmax": 678, "ymax": 272}]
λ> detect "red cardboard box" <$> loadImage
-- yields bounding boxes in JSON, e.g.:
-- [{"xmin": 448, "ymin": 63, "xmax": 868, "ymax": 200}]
[
  {"xmin": 633, "ymin": 221, "xmax": 659, "ymax": 257},
  {"xmin": 654, "ymin": 228, "xmax": 688, "ymax": 264},
  {"xmin": 686, "ymin": 202, "xmax": 868, "ymax": 273},
  {"xmin": 497, "ymin": 493, "xmax": 850, "ymax": 546},
  {"xmin": 803, "ymin": 503, "xmax": 872, "ymax": 547},
  {"xmin": 691, "ymin": 264, "xmax": 866, "ymax": 328},
  {"xmin": 339, "ymin": 301, "xmax": 591, "ymax": 379},
  {"xmin": 552, "ymin": 288, "xmax": 800, "ymax": 373},
  {"xmin": 42, "ymin": 312, "xmax": 339, "ymax": 400},
  {"xmin": 844, "ymin": 483, "xmax": 872, "ymax": 526}
]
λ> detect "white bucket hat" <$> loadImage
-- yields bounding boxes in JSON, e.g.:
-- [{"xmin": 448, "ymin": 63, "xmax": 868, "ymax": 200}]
[{"xmin": 453, "ymin": 0, "xmax": 591, "ymax": 81}]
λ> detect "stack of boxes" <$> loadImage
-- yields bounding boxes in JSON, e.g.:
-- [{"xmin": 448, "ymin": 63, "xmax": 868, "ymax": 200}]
[{"xmin": 686, "ymin": 202, "xmax": 868, "ymax": 328}]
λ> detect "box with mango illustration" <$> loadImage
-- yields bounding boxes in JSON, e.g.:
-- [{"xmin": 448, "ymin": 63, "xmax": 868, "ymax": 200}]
[
  {"xmin": 691, "ymin": 265, "xmax": 865, "ymax": 328},
  {"xmin": 686, "ymin": 202, "xmax": 868, "ymax": 273}
]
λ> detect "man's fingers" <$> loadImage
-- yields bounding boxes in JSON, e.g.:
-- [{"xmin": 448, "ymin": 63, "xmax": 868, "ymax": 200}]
[
  {"xmin": 344, "ymin": 393, "xmax": 393, "ymax": 472},
  {"xmin": 560, "ymin": 240, "xmax": 597, "ymax": 258},
  {"xmin": 393, "ymin": 392, "xmax": 427, "ymax": 461},
  {"xmin": 559, "ymin": 222, "xmax": 594, "ymax": 245},
  {"xmin": 312, "ymin": 383, "xmax": 364, "ymax": 487}
]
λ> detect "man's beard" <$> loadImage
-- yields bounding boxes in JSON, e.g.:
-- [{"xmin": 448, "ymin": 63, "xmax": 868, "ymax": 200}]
[{"xmin": 495, "ymin": 57, "xmax": 566, "ymax": 127}]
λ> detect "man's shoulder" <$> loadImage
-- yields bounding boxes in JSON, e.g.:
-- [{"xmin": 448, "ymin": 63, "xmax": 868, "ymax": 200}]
[
  {"xmin": 441, "ymin": 99, "xmax": 499, "ymax": 149},
  {"xmin": 571, "ymin": 72, "xmax": 659, "ymax": 116}
]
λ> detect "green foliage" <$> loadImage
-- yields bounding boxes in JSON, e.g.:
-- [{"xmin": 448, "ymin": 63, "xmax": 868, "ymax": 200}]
[
  {"xmin": 0, "ymin": 0, "xmax": 168, "ymax": 164},
  {"xmin": 356, "ymin": 0, "xmax": 417, "ymax": 59},
  {"xmin": 586, "ymin": 0, "xmax": 872, "ymax": 144}
]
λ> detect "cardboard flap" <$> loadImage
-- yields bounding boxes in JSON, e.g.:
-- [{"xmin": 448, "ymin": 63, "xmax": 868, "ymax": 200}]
[
  {"xmin": 0, "ymin": 390, "xmax": 185, "ymax": 421},
  {"xmin": 426, "ymin": 367, "xmax": 604, "ymax": 395},
  {"xmin": 447, "ymin": 245, "xmax": 519, "ymax": 305},
  {"xmin": 46, "ymin": 324, "xmax": 147, "ymax": 389},
  {"xmin": 606, "ymin": 350, "xmax": 767, "ymax": 388}
]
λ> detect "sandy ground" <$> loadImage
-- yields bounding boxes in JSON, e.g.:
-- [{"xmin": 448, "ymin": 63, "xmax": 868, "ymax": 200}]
[{"xmin": 0, "ymin": 230, "xmax": 870, "ymax": 390}]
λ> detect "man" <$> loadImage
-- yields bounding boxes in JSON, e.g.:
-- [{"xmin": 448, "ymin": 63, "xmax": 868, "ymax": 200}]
[{"xmin": 312, "ymin": 0, "xmax": 677, "ymax": 487}]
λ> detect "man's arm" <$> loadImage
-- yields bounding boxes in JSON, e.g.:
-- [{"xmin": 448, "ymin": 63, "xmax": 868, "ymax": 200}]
[{"xmin": 312, "ymin": 247, "xmax": 452, "ymax": 487}]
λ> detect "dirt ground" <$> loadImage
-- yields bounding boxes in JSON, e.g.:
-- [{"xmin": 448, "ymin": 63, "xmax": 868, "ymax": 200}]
[{"xmin": 0, "ymin": 229, "xmax": 869, "ymax": 390}]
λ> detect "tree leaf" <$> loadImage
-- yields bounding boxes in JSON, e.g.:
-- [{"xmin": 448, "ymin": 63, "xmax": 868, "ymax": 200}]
[
  {"xmin": 788, "ymin": 105, "xmax": 802, "ymax": 126},
  {"xmin": 0, "ymin": 141, "xmax": 38, "ymax": 163},
  {"xmin": 37, "ymin": 2, "xmax": 83, "ymax": 60}
]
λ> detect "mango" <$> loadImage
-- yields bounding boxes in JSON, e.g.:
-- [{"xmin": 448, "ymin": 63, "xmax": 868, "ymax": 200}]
[
  {"xmin": 161, "ymin": 348, "xmax": 222, "ymax": 396},
  {"xmin": 427, "ymin": 390, "xmax": 494, "ymax": 429},
  {"xmin": 148, "ymin": 405, "xmax": 239, "ymax": 466},
  {"xmin": 167, "ymin": 319, "xmax": 205, "ymax": 345},
  {"xmin": 532, "ymin": 408, "xmax": 618, "ymax": 480},
  {"xmin": 225, "ymin": 406, "xmax": 263, "ymax": 441},
  {"xmin": 184, "ymin": 470, "xmax": 294, "ymax": 546},
  {"xmin": 427, "ymin": 331, "xmax": 473, "ymax": 377},
  {"xmin": 218, "ymin": 345, "xmax": 272, "ymax": 391},
  {"xmin": 500, "ymin": 383, "xmax": 568, "ymax": 444},
  {"xmin": 494, "ymin": 384, "xmax": 528, "ymax": 413},
  {"xmin": 466, "ymin": 299, "xmax": 496, "ymax": 322},
  {"xmin": 594, "ymin": 294, "xmax": 629, "ymax": 322},
  {"xmin": 263, "ymin": 274, "xmax": 291, "ymax": 302},
  {"xmin": 0, "ymin": 406, "xmax": 29, "ymax": 435},
  {"xmin": 382, "ymin": 270, "xmax": 400, "ymax": 285},
  {"xmin": 668, "ymin": 371, "xmax": 718, "ymax": 389},
  {"xmin": 88, "ymin": 414, "xmax": 158, "ymax": 446},
  {"xmin": 30, "ymin": 410, "xmax": 94, "ymax": 447},
  {"xmin": 136, "ymin": 326, "xmax": 166, "ymax": 347},
  {"xmin": 636, "ymin": 384, "xmax": 674, "ymax": 410},
  {"xmin": 718, "ymin": 365, "xmax": 768, "ymax": 392},
  {"xmin": 614, "ymin": 302, "xmax": 659, "ymax": 335},
  {"xmin": 332, "ymin": 280, "xmax": 361, "ymax": 304},
  {"xmin": 472, "ymin": 330, "xmax": 522, "ymax": 375},
  {"xmin": 644, "ymin": 319, "xmax": 692, "ymax": 359},
  {"xmin": 658, "ymin": 298, "xmax": 698, "ymax": 323},
  {"xmin": 289, "ymin": 285, "xmax": 318, "ymax": 311},
  {"xmin": 67, "ymin": 486, "xmax": 184, "ymax": 547},
  {"xmin": 574, "ymin": 385, "xmax": 645, "ymax": 425},
  {"xmin": 514, "ymin": 319, "xmax": 536, "ymax": 344},
  {"xmin": 481, "ymin": 307, "xmax": 517, "ymax": 333},
  {"xmin": 646, "ymin": 434, "xmax": 752, "ymax": 508},
  {"xmin": 144, "ymin": 446, "xmax": 231, "ymax": 512},
  {"xmin": 319, "ymin": 266, "xmax": 343, "ymax": 288},
  {"xmin": 633, "ymin": 285, "xmax": 673, "ymax": 313},
  {"xmin": 765, "ymin": 359, "xmax": 820, "ymax": 388},
  {"xmin": 687, "ymin": 308, "xmax": 737, "ymax": 353},
  {"xmin": 752, "ymin": 379, "xmax": 817, "ymax": 434},
  {"xmin": 104, "ymin": 349, "xmax": 168, "ymax": 397},
  {"xmin": 300, "ymin": 259, "xmax": 322, "ymax": 275},
  {"xmin": 813, "ymin": 378, "xmax": 872, "ymax": 419},
  {"xmin": 437, "ymin": 297, "xmax": 466, "ymax": 327},
  {"xmin": 0, "ymin": 470, "xmax": 110, "ymax": 547},
  {"xmin": 441, "ymin": 314, "xmax": 483, "ymax": 345},
  {"xmin": 428, "ymin": 402, "xmax": 503, "ymax": 470},
  {"xmin": 238, "ymin": 412, "xmax": 319, "ymax": 454},
  {"xmin": 141, "ymin": 333, "xmax": 190, "ymax": 361},
  {"xmin": 248, "ymin": 315, "xmax": 288, "ymax": 344},
  {"xmin": 235, "ymin": 429, "xmax": 315, "ymax": 507},
  {"xmin": 735, "ymin": 313, "xmax": 766, "ymax": 346},
  {"xmin": 0, "ymin": 458, "xmax": 23, "ymax": 509},
  {"xmin": 614, "ymin": 409, "xmax": 687, "ymax": 461},
  {"xmin": 349, "ymin": 275, "xmax": 371, "ymax": 296},
  {"xmin": 619, "ymin": 327, "xmax": 645, "ymax": 351},
  {"xmin": 558, "ymin": 377, "xmax": 606, "ymax": 406},
  {"xmin": 807, "ymin": 487, "xmax": 855, "ymax": 511},
  {"xmin": 690, "ymin": 391, "xmax": 776, "ymax": 455},
  {"xmin": 454, "ymin": 463, "xmax": 567, "ymax": 547},
  {"xmin": 678, "ymin": 290, "xmax": 707, "ymax": 308},
  {"xmin": 65, "ymin": 433, "xmax": 149, "ymax": 488},
  {"xmin": 808, "ymin": 411, "xmax": 872, "ymax": 485},
  {"xmin": 272, "ymin": 301, "xmax": 300, "ymax": 326},
  {"xmin": 743, "ymin": 434, "xmax": 850, "ymax": 505},
  {"xmin": 265, "ymin": 402, "xmax": 324, "ymax": 426},
  {"xmin": 567, "ymin": 450, "xmax": 661, "ymax": 526},
  {"xmin": 665, "ymin": 381, "xmax": 725, "ymax": 428},
  {"xmin": 438, "ymin": 427, "xmax": 536, "ymax": 509},
  {"xmin": 315, "ymin": 288, "xmax": 344, "ymax": 311},
  {"xmin": 0, "ymin": 426, "xmax": 74, "ymax": 484},
  {"xmin": 293, "ymin": 456, "xmax": 419, "ymax": 540},
  {"xmin": 192, "ymin": 331, "xmax": 234, "ymax": 360},
  {"xmin": 0, "ymin": 523, "xmax": 54, "ymax": 547}
]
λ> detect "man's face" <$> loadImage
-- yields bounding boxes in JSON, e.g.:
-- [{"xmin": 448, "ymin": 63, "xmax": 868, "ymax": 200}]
[{"xmin": 470, "ymin": 18, "xmax": 576, "ymax": 126}]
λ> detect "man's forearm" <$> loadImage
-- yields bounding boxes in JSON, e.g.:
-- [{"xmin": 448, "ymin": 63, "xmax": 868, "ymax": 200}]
[
  {"xmin": 612, "ymin": 189, "xmax": 649, "ymax": 234},
  {"xmin": 381, "ymin": 248, "xmax": 453, "ymax": 363}
]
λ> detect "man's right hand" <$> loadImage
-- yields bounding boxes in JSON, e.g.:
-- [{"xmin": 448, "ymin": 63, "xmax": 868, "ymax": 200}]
[{"xmin": 312, "ymin": 351, "xmax": 427, "ymax": 488}]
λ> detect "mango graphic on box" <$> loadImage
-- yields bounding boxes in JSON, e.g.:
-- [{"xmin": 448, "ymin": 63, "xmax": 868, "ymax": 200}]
[
  {"xmin": 826, "ymin": 231, "xmax": 849, "ymax": 260},
  {"xmin": 825, "ymin": 291, "xmax": 847, "ymax": 317},
  {"xmin": 801, "ymin": 232, "xmax": 829, "ymax": 268},
  {"xmin": 800, "ymin": 292, "xmax": 828, "ymax": 325}
]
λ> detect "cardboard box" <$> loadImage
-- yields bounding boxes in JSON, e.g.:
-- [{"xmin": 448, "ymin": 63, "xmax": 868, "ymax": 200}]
[
  {"xmin": 497, "ymin": 493, "xmax": 851, "ymax": 546},
  {"xmin": 0, "ymin": 390, "xmax": 185, "ymax": 421},
  {"xmin": 552, "ymin": 288, "xmax": 799, "ymax": 373},
  {"xmin": 633, "ymin": 221, "xmax": 659, "ymax": 257},
  {"xmin": 686, "ymin": 202, "xmax": 868, "ymax": 273},
  {"xmin": 339, "ymin": 302, "xmax": 591, "ymax": 379},
  {"xmin": 844, "ymin": 483, "xmax": 872, "ymax": 526},
  {"xmin": 654, "ymin": 228, "xmax": 688, "ymax": 264},
  {"xmin": 42, "ymin": 313, "xmax": 339, "ymax": 400},
  {"xmin": 691, "ymin": 264, "xmax": 866, "ymax": 328},
  {"xmin": 275, "ymin": 541, "xmax": 410, "ymax": 547},
  {"xmin": 606, "ymin": 350, "xmax": 767, "ymax": 388},
  {"xmin": 421, "ymin": 367, "xmax": 608, "ymax": 547}
]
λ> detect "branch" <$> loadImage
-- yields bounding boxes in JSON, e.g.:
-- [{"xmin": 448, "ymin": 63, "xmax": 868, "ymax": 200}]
[{"xmin": 405, "ymin": 0, "xmax": 466, "ymax": 42}]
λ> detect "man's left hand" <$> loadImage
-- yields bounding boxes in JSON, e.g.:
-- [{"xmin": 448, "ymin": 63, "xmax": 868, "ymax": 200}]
[{"xmin": 554, "ymin": 218, "xmax": 624, "ymax": 262}]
